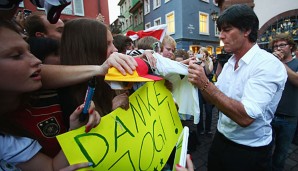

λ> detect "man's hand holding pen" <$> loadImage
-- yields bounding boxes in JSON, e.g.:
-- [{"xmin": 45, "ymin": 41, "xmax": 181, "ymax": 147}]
[{"xmin": 188, "ymin": 59, "xmax": 208, "ymax": 89}]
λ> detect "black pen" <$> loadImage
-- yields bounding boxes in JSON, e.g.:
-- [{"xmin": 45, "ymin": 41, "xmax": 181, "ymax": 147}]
[
  {"xmin": 79, "ymin": 76, "xmax": 96, "ymax": 122},
  {"xmin": 195, "ymin": 61, "xmax": 202, "ymax": 65}
]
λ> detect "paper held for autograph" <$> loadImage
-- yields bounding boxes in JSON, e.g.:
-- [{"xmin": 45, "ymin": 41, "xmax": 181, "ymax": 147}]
[{"xmin": 57, "ymin": 80, "xmax": 184, "ymax": 171}]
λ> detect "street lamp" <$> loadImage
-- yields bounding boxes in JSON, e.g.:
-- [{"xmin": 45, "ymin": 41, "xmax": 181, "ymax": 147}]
[
  {"xmin": 211, "ymin": 10, "xmax": 218, "ymax": 21},
  {"xmin": 118, "ymin": 15, "xmax": 125, "ymax": 26}
]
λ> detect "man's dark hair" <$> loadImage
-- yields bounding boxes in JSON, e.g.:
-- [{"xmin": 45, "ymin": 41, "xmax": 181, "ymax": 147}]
[
  {"xmin": 24, "ymin": 11, "xmax": 47, "ymax": 37},
  {"xmin": 113, "ymin": 34, "xmax": 133, "ymax": 54},
  {"xmin": 217, "ymin": 4, "xmax": 259, "ymax": 43}
]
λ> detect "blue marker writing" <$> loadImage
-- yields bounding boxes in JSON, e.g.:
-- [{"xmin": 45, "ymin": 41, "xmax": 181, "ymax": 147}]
[{"xmin": 79, "ymin": 76, "xmax": 96, "ymax": 122}]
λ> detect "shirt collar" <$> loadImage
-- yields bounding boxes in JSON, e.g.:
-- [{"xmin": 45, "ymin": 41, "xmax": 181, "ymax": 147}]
[{"xmin": 227, "ymin": 43, "xmax": 260, "ymax": 67}]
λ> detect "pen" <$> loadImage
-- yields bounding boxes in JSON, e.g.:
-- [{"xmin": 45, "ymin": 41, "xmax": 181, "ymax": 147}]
[
  {"xmin": 79, "ymin": 76, "xmax": 97, "ymax": 122},
  {"xmin": 195, "ymin": 61, "xmax": 202, "ymax": 65}
]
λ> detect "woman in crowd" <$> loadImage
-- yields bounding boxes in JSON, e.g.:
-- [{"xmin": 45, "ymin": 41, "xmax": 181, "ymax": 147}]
[
  {"xmin": 59, "ymin": 18, "xmax": 129, "ymax": 124},
  {"xmin": 197, "ymin": 47, "xmax": 214, "ymax": 135}
]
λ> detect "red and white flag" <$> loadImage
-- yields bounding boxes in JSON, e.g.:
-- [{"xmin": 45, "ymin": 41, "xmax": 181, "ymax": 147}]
[{"xmin": 126, "ymin": 24, "xmax": 167, "ymax": 42}]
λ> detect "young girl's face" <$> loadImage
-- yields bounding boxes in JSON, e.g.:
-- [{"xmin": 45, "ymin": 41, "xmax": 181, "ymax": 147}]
[{"xmin": 0, "ymin": 27, "xmax": 42, "ymax": 94}]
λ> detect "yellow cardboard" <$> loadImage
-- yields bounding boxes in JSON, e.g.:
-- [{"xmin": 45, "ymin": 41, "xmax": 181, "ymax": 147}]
[{"xmin": 57, "ymin": 80, "xmax": 183, "ymax": 170}]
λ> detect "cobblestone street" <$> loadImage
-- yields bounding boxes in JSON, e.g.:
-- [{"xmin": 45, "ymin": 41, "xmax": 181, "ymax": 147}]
[{"xmin": 182, "ymin": 108, "xmax": 298, "ymax": 171}]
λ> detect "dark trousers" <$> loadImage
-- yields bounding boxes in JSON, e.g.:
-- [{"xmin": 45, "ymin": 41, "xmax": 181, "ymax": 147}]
[
  {"xmin": 271, "ymin": 114, "xmax": 297, "ymax": 171},
  {"xmin": 197, "ymin": 90, "xmax": 214, "ymax": 132},
  {"xmin": 208, "ymin": 131, "xmax": 273, "ymax": 171}
]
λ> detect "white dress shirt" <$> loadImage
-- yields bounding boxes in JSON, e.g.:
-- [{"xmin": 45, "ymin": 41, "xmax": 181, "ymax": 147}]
[{"xmin": 215, "ymin": 44, "xmax": 287, "ymax": 147}]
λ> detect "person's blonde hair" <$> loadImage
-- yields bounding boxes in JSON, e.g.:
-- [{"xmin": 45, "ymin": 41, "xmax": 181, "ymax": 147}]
[
  {"xmin": 200, "ymin": 47, "xmax": 211, "ymax": 65},
  {"xmin": 161, "ymin": 35, "xmax": 176, "ymax": 51},
  {"xmin": 137, "ymin": 36, "xmax": 160, "ymax": 50}
]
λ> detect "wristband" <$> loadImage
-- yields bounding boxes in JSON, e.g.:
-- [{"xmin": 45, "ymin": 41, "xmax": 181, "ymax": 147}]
[{"xmin": 200, "ymin": 80, "xmax": 209, "ymax": 92}]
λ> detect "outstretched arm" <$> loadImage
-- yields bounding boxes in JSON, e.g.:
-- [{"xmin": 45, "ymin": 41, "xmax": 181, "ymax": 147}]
[
  {"xmin": 41, "ymin": 52, "xmax": 137, "ymax": 89},
  {"xmin": 188, "ymin": 60, "xmax": 254, "ymax": 127}
]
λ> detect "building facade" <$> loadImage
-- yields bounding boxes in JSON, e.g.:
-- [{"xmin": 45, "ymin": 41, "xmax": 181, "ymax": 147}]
[
  {"xmin": 129, "ymin": 0, "xmax": 144, "ymax": 31},
  {"xmin": 143, "ymin": 0, "xmax": 221, "ymax": 54},
  {"xmin": 19, "ymin": 0, "xmax": 110, "ymax": 24},
  {"xmin": 118, "ymin": 0, "xmax": 144, "ymax": 34}
]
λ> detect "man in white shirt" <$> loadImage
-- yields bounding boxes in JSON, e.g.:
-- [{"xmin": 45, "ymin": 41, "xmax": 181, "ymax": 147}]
[{"xmin": 188, "ymin": 4, "xmax": 287, "ymax": 171}]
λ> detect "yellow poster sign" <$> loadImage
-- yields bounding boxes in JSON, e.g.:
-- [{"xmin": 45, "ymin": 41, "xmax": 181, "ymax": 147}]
[{"xmin": 57, "ymin": 81, "xmax": 183, "ymax": 170}]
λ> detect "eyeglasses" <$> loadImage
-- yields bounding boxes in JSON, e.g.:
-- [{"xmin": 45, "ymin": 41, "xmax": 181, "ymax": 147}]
[{"xmin": 273, "ymin": 43, "xmax": 288, "ymax": 50}]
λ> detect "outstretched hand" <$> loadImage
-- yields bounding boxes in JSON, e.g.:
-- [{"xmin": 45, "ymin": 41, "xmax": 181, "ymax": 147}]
[
  {"xmin": 188, "ymin": 59, "xmax": 208, "ymax": 89},
  {"xmin": 103, "ymin": 52, "xmax": 138, "ymax": 75}
]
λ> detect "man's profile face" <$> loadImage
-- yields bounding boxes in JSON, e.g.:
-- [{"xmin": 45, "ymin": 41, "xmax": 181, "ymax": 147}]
[
  {"xmin": 219, "ymin": 25, "xmax": 247, "ymax": 54},
  {"xmin": 41, "ymin": 15, "xmax": 64, "ymax": 41}
]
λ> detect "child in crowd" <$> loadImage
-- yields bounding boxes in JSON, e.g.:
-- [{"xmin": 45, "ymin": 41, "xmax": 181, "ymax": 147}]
[{"xmin": 161, "ymin": 35, "xmax": 176, "ymax": 60}]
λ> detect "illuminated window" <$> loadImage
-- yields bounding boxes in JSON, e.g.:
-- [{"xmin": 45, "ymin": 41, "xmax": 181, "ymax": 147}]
[
  {"xmin": 206, "ymin": 46, "xmax": 213, "ymax": 55},
  {"xmin": 199, "ymin": 12, "xmax": 209, "ymax": 35},
  {"xmin": 166, "ymin": 11, "xmax": 175, "ymax": 34}
]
